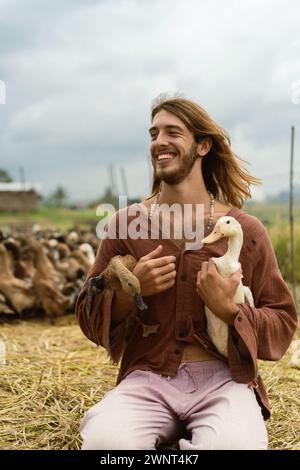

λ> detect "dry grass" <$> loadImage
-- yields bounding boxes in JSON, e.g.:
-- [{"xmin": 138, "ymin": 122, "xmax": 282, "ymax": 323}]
[
  {"xmin": 0, "ymin": 316, "xmax": 118, "ymax": 450},
  {"xmin": 258, "ymin": 358, "xmax": 300, "ymax": 450},
  {"xmin": 0, "ymin": 316, "xmax": 299, "ymax": 450}
]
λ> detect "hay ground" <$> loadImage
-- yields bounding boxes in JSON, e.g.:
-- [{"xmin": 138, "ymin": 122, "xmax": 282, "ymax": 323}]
[{"xmin": 0, "ymin": 316, "xmax": 299, "ymax": 450}]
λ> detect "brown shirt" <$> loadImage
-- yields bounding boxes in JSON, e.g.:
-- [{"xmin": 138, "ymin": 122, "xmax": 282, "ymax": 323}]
[{"xmin": 75, "ymin": 203, "xmax": 298, "ymax": 420}]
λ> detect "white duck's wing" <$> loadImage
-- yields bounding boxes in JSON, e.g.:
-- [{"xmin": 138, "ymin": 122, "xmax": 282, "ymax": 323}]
[
  {"xmin": 205, "ymin": 305, "xmax": 228, "ymax": 358},
  {"xmin": 243, "ymin": 286, "xmax": 254, "ymax": 307}
]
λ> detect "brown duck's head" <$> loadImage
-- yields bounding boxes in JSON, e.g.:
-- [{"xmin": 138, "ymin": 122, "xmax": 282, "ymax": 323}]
[
  {"xmin": 120, "ymin": 274, "xmax": 140, "ymax": 296},
  {"xmin": 120, "ymin": 275, "xmax": 148, "ymax": 311}
]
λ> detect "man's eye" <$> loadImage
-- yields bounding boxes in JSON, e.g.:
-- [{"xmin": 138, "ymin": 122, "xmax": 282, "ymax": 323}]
[{"xmin": 150, "ymin": 134, "xmax": 157, "ymax": 140}]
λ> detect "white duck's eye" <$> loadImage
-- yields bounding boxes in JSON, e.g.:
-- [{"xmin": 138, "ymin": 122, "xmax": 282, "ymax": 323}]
[{"xmin": 226, "ymin": 220, "xmax": 230, "ymax": 224}]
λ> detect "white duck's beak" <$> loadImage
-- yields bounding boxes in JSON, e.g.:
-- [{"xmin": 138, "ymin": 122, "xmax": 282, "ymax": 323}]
[{"xmin": 202, "ymin": 229, "xmax": 223, "ymax": 244}]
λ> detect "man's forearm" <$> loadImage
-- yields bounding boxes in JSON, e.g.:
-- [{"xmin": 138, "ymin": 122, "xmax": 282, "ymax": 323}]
[{"xmin": 111, "ymin": 289, "xmax": 135, "ymax": 326}]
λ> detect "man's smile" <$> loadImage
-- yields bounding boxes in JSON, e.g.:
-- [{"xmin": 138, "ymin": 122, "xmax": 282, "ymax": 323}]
[{"xmin": 157, "ymin": 153, "xmax": 177, "ymax": 164}]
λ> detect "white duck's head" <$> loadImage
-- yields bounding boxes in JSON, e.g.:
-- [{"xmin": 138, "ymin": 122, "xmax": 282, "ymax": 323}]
[{"xmin": 202, "ymin": 216, "xmax": 242, "ymax": 244}]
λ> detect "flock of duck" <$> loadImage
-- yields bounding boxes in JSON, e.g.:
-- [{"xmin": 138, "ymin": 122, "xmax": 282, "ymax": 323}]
[{"xmin": 0, "ymin": 225, "xmax": 97, "ymax": 319}]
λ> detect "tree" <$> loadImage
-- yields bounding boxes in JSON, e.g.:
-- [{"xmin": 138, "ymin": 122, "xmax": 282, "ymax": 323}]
[
  {"xmin": 48, "ymin": 185, "xmax": 68, "ymax": 207},
  {"xmin": 0, "ymin": 169, "xmax": 13, "ymax": 182},
  {"xmin": 89, "ymin": 187, "xmax": 118, "ymax": 208}
]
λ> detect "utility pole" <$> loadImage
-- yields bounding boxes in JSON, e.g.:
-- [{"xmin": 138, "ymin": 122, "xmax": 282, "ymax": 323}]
[
  {"xmin": 108, "ymin": 164, "xmax": 118, "ymax": 197},
  {"xmin": 120, "ymin": 167, "xmax": 128, "ymax": 198},
  {"xmin": 289, "ymin": 126, "xmax": 297, "ymax": 304}
]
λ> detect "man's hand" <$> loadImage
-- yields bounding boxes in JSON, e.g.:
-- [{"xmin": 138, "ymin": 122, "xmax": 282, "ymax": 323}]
[
  {"xmin": 196, "ymin": 259, "xmax": 241, "ymax": 325},
  {"xmin": 132, "ymin": 245, "xmax": 177, "ymax": 296}
]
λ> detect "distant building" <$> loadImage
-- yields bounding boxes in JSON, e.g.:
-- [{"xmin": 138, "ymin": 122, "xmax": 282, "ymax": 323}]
[{"xmin": 0, "ymin": 183, "xmax": 41, "ymax": 211}]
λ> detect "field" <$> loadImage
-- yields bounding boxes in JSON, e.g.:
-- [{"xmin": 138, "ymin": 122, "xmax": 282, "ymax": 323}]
[
  {"xmin": 0, "ymin": 200, "xmax": 299, "ymax": 231},
  {"xmin": 0, "ymin": 206, "xmax": 98, "ymax": 232},
  {"xmin": 0, "ymin": 201, "xmax": 299, "ymax": 450}
]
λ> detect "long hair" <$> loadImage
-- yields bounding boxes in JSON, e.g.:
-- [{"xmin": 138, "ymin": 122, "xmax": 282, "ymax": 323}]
[{"xmin": 147, "ymin": 96, "xmax": 261, "ymax": 208}]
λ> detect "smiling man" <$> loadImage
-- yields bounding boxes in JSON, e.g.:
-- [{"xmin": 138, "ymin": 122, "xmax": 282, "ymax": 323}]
[{"xmin": 76, "ymin": 96, "xmax": 298, "ymax": 450}]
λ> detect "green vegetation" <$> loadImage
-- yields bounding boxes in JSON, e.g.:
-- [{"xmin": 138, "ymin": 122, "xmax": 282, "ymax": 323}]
[
  {"xmin": 46, "ymin": 185, "xmax": 69, "ymax": 207},
  {"xmin": 246, "ymin": 202, "xmax": 300, "ymax": 284},
  {"xmin": 269, "ymin": 226, "xmax": 300, "ymax": 283},
  {"xmin": 245, "ymin": 200, "xmax": 300, "ymax": 226},
  {"xmin": 0, "ymin": 169, "xmax": 13, "ymax": 182},
  {"xmin": 0, "ymin": 206, "xmax": 98, "ymax": 231}
]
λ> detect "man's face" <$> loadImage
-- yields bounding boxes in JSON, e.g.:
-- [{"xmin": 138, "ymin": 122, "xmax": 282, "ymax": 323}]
[{"xmin": 149, "ymin": 110, "xmax": 199, "ymax": 185}]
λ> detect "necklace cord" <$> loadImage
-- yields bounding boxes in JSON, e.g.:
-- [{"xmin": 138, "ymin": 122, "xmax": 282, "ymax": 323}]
[{"xmin": 149, "ymin": 191, "xmax": 215, "ymax": 231}]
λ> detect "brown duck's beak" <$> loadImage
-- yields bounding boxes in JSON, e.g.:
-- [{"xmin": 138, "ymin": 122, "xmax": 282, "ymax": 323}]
[
  {"xmin": 202, "ymin": 230, "xmax": 223, "ymax": 244},
  {"xmin": 134, "ymin": 293, "xmax": 148, "ymax": 310}
]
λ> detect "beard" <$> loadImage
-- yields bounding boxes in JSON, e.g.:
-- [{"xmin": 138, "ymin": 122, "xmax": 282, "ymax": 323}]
[{"xmin": 152, "ymin": 142, "xmax": 199, "ymax": 186}]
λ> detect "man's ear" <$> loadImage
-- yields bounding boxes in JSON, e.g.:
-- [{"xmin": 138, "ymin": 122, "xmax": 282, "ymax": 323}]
[{"xmin": 197, "ymin": 137, "xmax": 212, "ymax": 157}]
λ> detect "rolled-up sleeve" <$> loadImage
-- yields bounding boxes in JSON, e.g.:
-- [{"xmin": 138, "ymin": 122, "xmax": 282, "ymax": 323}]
[
  {"xmin": 75, "ymin": 217, "xmax": 128, "ymax": 363},
  {"xmin": 228, "ymin": 224, "xmax": 298, "ymax": 382}
]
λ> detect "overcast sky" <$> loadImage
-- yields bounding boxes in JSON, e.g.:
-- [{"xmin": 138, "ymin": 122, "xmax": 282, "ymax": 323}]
[{"xmin": 0, "ymin": 0, "xmax": 300, "ymax": 202}]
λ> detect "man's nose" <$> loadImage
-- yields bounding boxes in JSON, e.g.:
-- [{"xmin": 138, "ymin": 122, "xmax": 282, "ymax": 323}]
[{"xmin": 154, "ymin": 131, "xmax": 169, "ymax": 147}]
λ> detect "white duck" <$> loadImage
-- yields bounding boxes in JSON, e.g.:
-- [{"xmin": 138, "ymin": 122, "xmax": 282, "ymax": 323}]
[{"xmin": 202, "ymin": 216, "xmax": 254, "ymax": 357}]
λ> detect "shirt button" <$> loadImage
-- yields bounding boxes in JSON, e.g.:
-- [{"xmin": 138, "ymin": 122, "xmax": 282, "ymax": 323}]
[
  {"xmin": 237, "ymin": 316, "xmax": 242, "ymax": 322},
  {"xmin": 181, "ymin": 275, "xmax": 187, "ymax": 281},
  {"xmin": 174, "ymin": 349, "xmax": 181, "ymax": 355},
  {"xmin": 179, "ymin": 330, "xmax": 187, "ymax": 338}
]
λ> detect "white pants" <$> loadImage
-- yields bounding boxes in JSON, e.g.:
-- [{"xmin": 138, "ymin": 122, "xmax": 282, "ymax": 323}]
[{"xmin": 80, "ymin": 360, "xmax": 268, "ymax": 450}]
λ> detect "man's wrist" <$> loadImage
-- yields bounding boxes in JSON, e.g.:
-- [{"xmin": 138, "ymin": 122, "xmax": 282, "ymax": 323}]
[{"xmin": 224, "ymin": 302, "xmax": 240, "ymax": 326}]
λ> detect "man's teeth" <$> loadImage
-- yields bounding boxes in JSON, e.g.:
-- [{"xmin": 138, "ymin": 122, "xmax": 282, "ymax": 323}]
[{"xmin": 157, "ymin": 153, "xmax": 176, "ymax": 161}]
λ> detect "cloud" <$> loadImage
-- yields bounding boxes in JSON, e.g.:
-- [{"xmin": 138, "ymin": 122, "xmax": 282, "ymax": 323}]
[{"xmin": 0, "ymin": 0, "xmax": 300, "ymax": 201}]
